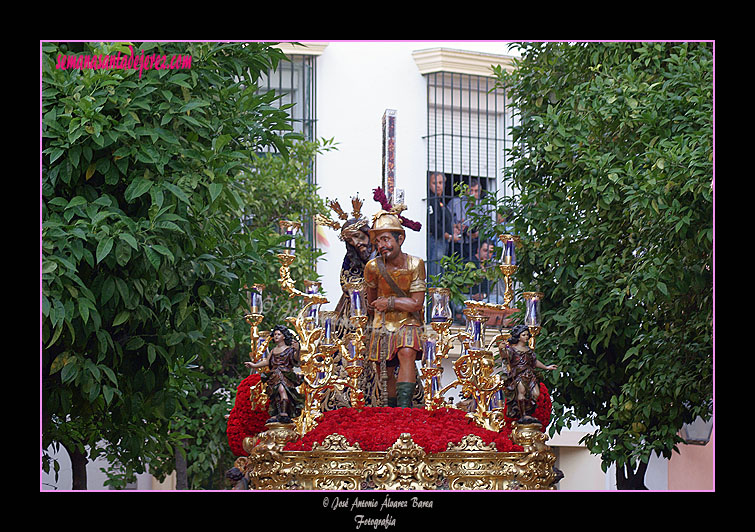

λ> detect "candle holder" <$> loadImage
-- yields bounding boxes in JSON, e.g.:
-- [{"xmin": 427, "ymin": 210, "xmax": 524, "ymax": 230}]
[
  {"xmin": 276, "ymin": 229, "xmax": 336, "ymax": 435},
  {"xmin": 419, "ymin": 317, "xmax": 471, "ymax": 411},
  {"xmin": 341, "ymin": 330, "xmax": 366, "ymax": 409},
  {"xmin": 498, "ymin": 234, "xmax": 521, "ymax": 308},
  {"xmin": 419, "ymin": 330, "xmax": 445, "ymax": 411},
  {"xmin": 274, "ymin": 227, "xmax": 368, "ymax": 433},
  {"xmin": 342, "ymin": 281, "xmax": 368, "ymax": 409},
  {"xmin": 440, "ymin": 345, "xmax": 505, "ymax": 431},
  {"xmin": 298, "ymin": 342, "xmax": 345, "ymax": 434},
  {"xmin": 522, "ymin": 292, "xmax": 543, "ymax": 349},
  {"xmin": 418, "ymin": 302, "xmax": 508, "ymax": 430},
  {"xmin": 244, "ymin": 284, "xmax": 270, "ymax": 364}
]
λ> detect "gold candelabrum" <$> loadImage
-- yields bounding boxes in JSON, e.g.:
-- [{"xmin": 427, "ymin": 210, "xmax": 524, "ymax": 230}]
[
  {"xmin": 237, "ymin": 229, "xmax": 560, "ymax": 491},
  {"xmin": 243, "ymin": 284, "xmax": 272, "ymax": 411},
  {"xmin": 244, "ymin": 284, "xmax": 270, "ymax": 364},
  {"xmin": 418, "ymin": 234, "xmax": 544, "ymax": 432},
  {"xmin": 273, "ymin": 221, "xmax": 368, "ymax": 436},
  {"xmin": 255, "ymin": 224, "xmax": 543, "ymax": 437},
  {"xmin": 422, "ymin": 289, "xmax": 505, "ymax": 430}
]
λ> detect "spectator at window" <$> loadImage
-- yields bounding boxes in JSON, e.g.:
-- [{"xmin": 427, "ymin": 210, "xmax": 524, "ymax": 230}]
[
  {"xmin": 449, "ymin": 178, "xmax": 485, "ymax": 261},
  {"xmin": 426, "ymin": 171, "xmax": 458, "ymax": 280}
]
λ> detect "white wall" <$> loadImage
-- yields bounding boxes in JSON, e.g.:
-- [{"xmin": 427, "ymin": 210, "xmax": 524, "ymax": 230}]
[
  {"xmin": 312, "ymin": 41, "xmax": 516, "ymax": 308},
  {"xmin": 41, "ymin": 444, "xmax": 155, "ymax": 491}
]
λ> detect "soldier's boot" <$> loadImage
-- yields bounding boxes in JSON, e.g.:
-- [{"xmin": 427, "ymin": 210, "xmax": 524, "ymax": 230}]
[{"xmin": 396, "ymin": 382, "xmax": 415, "ymax": 408}]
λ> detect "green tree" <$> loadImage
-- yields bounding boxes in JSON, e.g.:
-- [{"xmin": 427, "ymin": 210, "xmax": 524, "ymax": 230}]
[
  {"xmin": 146, "ymin": 138, "xmax": 335, "ymax": 489},
  {"xmin": 41, "ymin": 41, "xmax": 301, "ymax": 489},
  {"xmin": 488, "ymin": 42, "xmax": 713, "ymax": 489}
]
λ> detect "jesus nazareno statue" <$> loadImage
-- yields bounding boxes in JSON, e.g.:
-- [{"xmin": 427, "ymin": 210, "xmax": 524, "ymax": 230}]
[{"xmin": 245, "ymin": 325, "xmax": 304, "ymax": 424}]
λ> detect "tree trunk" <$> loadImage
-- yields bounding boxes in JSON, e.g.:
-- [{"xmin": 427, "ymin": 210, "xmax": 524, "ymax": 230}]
[
  {"xmin": 616, "ymin": 460, "xmax": 648, "ymax": 490},
  {"xmin": 66, "ymin": 445, "xmax": 88, "ymax": 490},
  {"xmin": 175, "ymin": 444, "xmax": 188, "ymax": 490}
]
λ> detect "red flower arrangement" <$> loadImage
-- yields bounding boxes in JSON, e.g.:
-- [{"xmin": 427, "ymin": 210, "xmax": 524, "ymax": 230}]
[
  {"xmin": 227, "ymin": 377, "xmax": 552, "ymax": 456},
  {"xmin": 284, "ymin": 407, "xmax": 524, "ymax": 453},
  {"xmin": 226, "ymin": 374, "xmax": 270, "ymax": 457}
]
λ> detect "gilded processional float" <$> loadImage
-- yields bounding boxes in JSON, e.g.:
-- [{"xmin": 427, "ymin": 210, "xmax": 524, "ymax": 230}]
[{"xmin": 226, "ymin": 194, "xmax": 562, "ymax": 490}]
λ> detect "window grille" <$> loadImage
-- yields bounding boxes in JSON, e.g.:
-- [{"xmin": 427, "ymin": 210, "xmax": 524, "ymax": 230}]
[
  {"xmin": 424, "ymin": 71, "xmax": 515, "ymax": 314},
  {"xmin": 258, "ymin": 54, "xmax": 317, "ymax": 143},
  {"xmin": 253, "ymin": 55, "xmax": 318, "ymax": 246}
]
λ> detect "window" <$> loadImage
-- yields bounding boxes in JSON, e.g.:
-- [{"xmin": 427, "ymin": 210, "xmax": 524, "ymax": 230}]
[
  {"xmin": 258, "ymin": 54, "xmax": 317, "ymax": 142},
  {"xmin": 423, "ymin": 69, "xmax": 515, "ymax": 309},
  {"xmin": 251, "ymin": 54, "xmax": 318, "ymax": 245}
]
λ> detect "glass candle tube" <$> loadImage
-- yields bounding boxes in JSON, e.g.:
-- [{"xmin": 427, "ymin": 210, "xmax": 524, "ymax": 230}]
[
  {"xmin": 279, "ymin": 220, "xmax": 300, "ymax": 255},
  {"xmin": 320, "ymin": 311, "xmax": 337, "ymax": 344},
  {"xmin": 464, "ymin": 308, "xmax": 485, "ymax": 348},
  {"xmin": 423, "ymin": 336, "xmax": 436, "ymax": 368},
  {"xmin": 488, "ymin": 389, "xmax": 504, "ymax": 410},
  {"xmin": 249, "ymin": 284, "xmax": 264, "ymax": 314},
  {"xmin": 304, "ymin": 281, "xmax": 322, "ymax": 326},
  {"xmin": 429, "ymin": 287, "xmax": 452, "ymax": 322},
  {"xmin": 499, "ymin": 234, "xmax": 517, "ymax": 265},
  {"xmin": 523, "ymin": 292, "xmax": 543, "ymax": 328},
  {"xmin": 345, "ymin": 282, "xmax": 366, "ymax": 318}
]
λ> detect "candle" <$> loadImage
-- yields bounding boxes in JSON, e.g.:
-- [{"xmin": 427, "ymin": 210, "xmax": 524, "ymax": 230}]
[
  {"xmin": 423, "ymin": 337, "xmax": 436, "ymax": 367},
  {"xmin": 465, "ymin": 310, "xmax": 484, "ymax": 348},
  {"xmin": 502, "ymin": 239, "xmax": 516, "ymax": 265},
  {"xmin": 344, "ymin": 281, "xmax": 366, "ymax": 318},
  {"xmin": 304, "ymin": 281, "xmax": 321, "ymax": 325},
  {"xmin": 249, "ymin": 284, "xmax": 264, "ymax": 314},
  {"xmin": 319, "ymin": 311, "xmax": 337, "ymax": 344},
  {"xmin": 523, "ymin": 292, "xmax": 543, "ymax": 327},
  {"xmin": 488, "ymin": 389, "xmax": 504, "ymax": 410},
  {"xmin": 351, "ymin": 289, "xmax": 363, "ymax": 316}
]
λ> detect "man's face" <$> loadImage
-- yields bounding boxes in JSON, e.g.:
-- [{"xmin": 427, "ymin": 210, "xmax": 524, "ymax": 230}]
[
  {"xmin": 477, "ymin": 243, "xmax": 492, "ymax": 261},
  {"xmin": 470, "ymin": 184, "xmax": 480, "ymax": 200},
  {"xmin": 429, "ymin": 174, "xmax": 444, "ymax": 195},
  {"xmin": 347, "ymin": 231, "xmax": 373, "ymax": 261},
  {"xmin": 374, "ymin": 232, "xmax": 402, "ymax": 261}
]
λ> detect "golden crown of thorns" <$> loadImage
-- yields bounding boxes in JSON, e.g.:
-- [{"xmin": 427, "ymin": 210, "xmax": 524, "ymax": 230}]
[{"xmin": 315, "ymin": 196, "xmax": 369, "ymax": 241}]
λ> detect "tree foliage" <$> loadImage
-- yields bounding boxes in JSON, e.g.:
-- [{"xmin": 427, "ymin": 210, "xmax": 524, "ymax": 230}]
[
  {"xmin": 147, "ymin": 138, "xmax": 335, "ymax": 489},
  {"xmin": 41, "ymin": 41, "xmax": 304, "ymax": 487},
  {"xmin": 490, "ymin": 42, "xmax": 713, "ymax": 488}
]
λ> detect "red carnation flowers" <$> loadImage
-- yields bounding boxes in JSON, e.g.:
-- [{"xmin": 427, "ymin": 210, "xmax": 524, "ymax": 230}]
[
  {"xmin": 226, "ymin": 374, "xmax": 270, "ymax": 457},
  {"xmin": 228, "ymin": 375, "xmax": 552, "ymax": 456},
  {"xmin": 284, "ymin": 406, "xmax": 523, "ymax": 453},
  {"xmin": 503, "ymin": 382, "xmax": 552, "ymax": 429}
]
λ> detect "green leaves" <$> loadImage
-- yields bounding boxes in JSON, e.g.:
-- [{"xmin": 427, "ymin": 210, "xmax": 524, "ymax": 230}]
[
  {"xmin": 42, "ymin": 41, "xmax": 303, "ymax": 486},
  {"xmin": 493, "ymin": 42, "xmax": 713, "ymax": 483}
]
